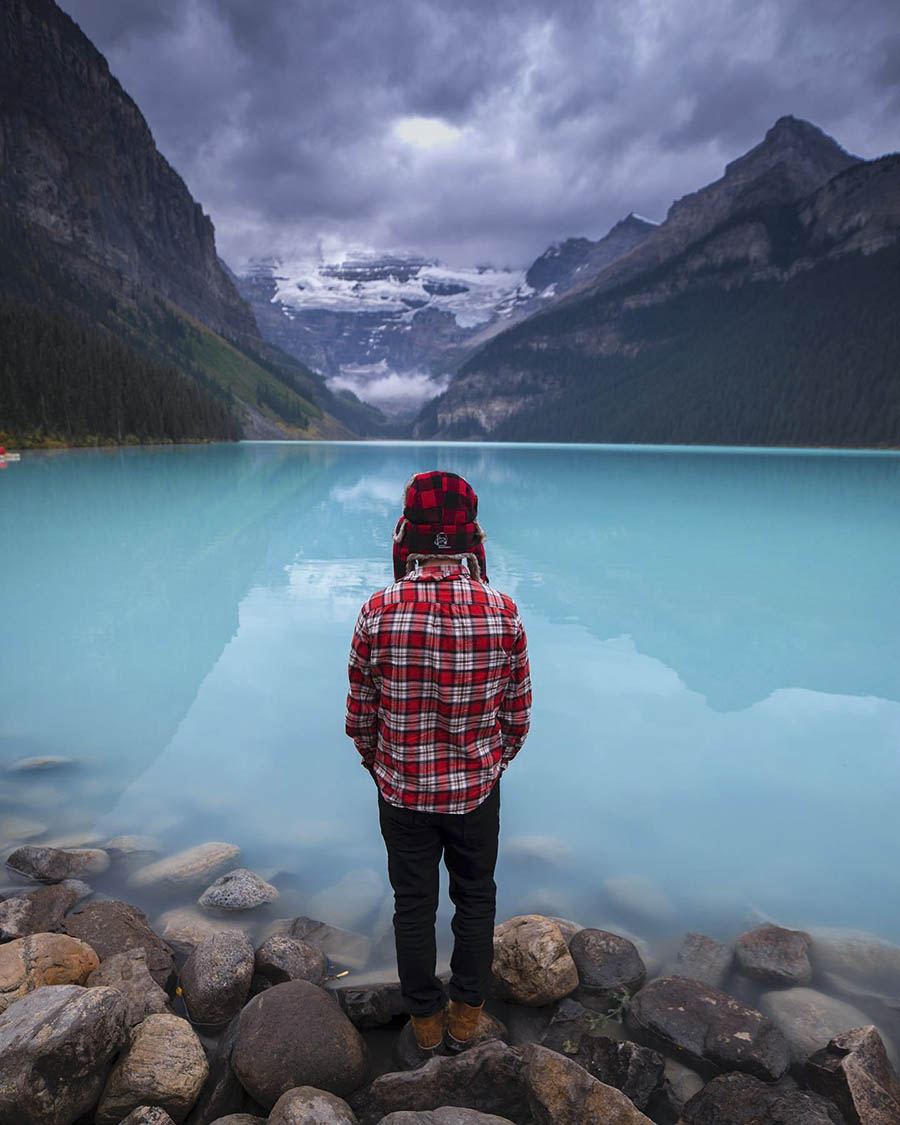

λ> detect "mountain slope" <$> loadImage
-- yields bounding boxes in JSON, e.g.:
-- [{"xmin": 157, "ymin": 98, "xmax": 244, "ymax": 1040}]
[
  {"xmin": 0, "ymin": 0, "xmax": 359, "ymax": 443},
  {"xmin": 415, "ymin": 122, "xmax": 899, "ymax": 448}
]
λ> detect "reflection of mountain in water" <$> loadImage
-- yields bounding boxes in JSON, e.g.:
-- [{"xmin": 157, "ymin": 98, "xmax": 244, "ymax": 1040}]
[
  {"xmin": 477, "ymin": 447, "xmax": 900, "ymax": 711},
  {"xmin": 0, "ymin": 444, "xmax": 342, "ymax": 812}
]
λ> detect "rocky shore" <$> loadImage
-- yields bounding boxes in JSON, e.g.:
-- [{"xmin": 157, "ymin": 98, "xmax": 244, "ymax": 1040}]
[{"xmin": 2, "ymin": 836, "xmax": 900, "ymax": 1125}]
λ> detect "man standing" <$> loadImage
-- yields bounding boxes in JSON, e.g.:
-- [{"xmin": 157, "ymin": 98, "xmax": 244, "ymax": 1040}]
[{"xmin": 346, "ymin": 470, "xmax": 531, "ymax": 1056}]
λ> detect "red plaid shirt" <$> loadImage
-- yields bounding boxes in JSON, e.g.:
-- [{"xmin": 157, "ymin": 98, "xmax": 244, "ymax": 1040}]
[{"xmin": 346, "ymin": 562, "xmax": 531, "ymax": 813}]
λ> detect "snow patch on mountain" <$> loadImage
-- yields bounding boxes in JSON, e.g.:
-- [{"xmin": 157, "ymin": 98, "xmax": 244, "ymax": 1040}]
[{"xmin": 260, "ymin": 250, "xmax": 533, "ymax": 329}]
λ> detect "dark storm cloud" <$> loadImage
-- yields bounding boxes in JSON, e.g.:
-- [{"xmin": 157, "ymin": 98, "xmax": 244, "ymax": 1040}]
[{"xmin": 59, "ymin": 0, "xmax": 899, "ymax": 270}]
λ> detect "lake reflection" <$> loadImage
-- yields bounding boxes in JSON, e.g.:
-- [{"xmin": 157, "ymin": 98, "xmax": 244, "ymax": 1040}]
[{"xmin": 1, "ymin": 441, "xmax": 899, "ymax": 959}]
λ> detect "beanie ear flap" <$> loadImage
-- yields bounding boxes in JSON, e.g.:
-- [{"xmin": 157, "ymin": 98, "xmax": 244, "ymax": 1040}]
[
  {"xmin": 393, "ymin": 517, "xmax": 408, "ymax": 543},
  {"xmin": 474, "ymin": 520, "xmax": 486, "ymax": 543}
]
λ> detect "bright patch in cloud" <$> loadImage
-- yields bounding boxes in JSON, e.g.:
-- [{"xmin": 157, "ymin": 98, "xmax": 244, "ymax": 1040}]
[{"xmin": 393, "ymin": 115, "xmax": 462, "ymax": 149}]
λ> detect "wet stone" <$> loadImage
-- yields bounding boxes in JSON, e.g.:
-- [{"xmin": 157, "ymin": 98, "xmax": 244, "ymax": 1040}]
[
  {"xmin": 198, "ymin": 868, "xmax": 280, "ymax": 911},
  {"xmin": 627, "ymin": 975, "xmax": 790, "ymax": 1082},
  {"xmin": 521, "ymin": 1042, "xmax": 654, "ymax": 1124},
  {"xmin": 87, "ymin": 947, "xmax": 171, "ymax": 1026},
  {"xmin": 7, "ymin": 755, "xmax": 72, "ymax": 772},
  {"xmin": 269, "ymin": 1085, "xmax": 360, "ymax": 1123},
  {"xmin": 278, "ymin": 915, "xmax": 372, "ymax": 971},
  {"xmin": 568, "ymin": 927, "xmax": 647, "ymax": 1004},
  {"xmin": 232, "ymin": 979, "xmax": 369, "ymax": 1108},
  {"xmin": 675, "ymin": 932, "xmax": 734, "ymax": 988},
  {"xmin": 805, "ymin": 1025, "xmax": 900, "ymax": 1125},
  {"xmin": 0, "ymin": 881, "xmax": 79, "ymax": 940},
  {"xmin": 156, "ymin": 905, "xmax": 244, "ymax": 957},
  {"xmin": 0, "ymin": 983, "xmax": 129, "ymax": 1125},
  {"xmin": 118, "ymin": 1109, "xmax": 177, "ymax": 1125},
  {"xmin": 681, "ymin": 1071, "xmax": 845, "ymax": 1124},
  {"xmin": 0, "ymin": 932, "xmax": 99, "ymax": 1013},
  {"xmin": 377, "ymin": 1113, "xmax": 516, "ymax": 1124},
  {"xmin": 180, "ymin": 930, "xmax": 254, "ymax": 1027},
  {"xmin": 256, "ymin": 933, "xmax": 328, "ymax": 989},
  {"xmin": 306, "ymin": 869, "xmax": 385, "ymax": 931},
  {"xmin": 127, "ymin": 841, "xmax": 241, "ymax": 893},
  {"xmin": 559, "ymin": 1034, "xmax": 666, "ymax": 1112},
  {"xmin": 759, "ymin": 986, "xmax": 882, "ymax": 1068},
  {"xmin": 735, "ymin": 923, "xmax": 813, "ymax": 986},
  {"xmin": 95, "ymin": 1012, "xmax": 209, "ymax": 1125},
  {"xmin": 61, "ymin": 899, "xmax": 176, "ymax": 988},
  {"xmin": 6, "ymin": 843, "xmax": 110, "ymax": 883}
]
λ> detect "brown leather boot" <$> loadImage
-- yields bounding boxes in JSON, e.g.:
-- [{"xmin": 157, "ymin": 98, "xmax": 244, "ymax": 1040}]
[
  {"xmin": 445, "ymin": 999, "xmax": 483, "ymax": 1052},
  {"xmin": 409, "ymin": 1009, "xmax": 445, "ymax": 1054}
]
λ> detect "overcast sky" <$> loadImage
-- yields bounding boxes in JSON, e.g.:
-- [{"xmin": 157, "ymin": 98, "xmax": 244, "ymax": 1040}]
[{"xmin": 60, "ymin": 0, "xmax": 899, "ymax": 271}]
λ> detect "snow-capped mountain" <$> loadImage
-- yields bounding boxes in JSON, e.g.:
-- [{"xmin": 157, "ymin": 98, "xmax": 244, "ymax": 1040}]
[{"xmin": 235, "ymin": 218, "xmax": 657, "ymax": 418}]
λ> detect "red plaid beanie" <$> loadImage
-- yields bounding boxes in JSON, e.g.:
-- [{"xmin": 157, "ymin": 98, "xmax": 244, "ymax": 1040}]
[{"xmin": 392, "ymin": 471, "xmax": 487, "ymax": 581}]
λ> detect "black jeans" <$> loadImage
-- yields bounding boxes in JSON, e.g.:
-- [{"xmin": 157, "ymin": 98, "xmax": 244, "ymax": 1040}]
[{"xmin": 378, "ymin": 779, "xmax": 500, "ymax": 1017}]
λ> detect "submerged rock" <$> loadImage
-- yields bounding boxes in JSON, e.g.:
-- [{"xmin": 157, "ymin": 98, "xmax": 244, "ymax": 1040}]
[
  {"xmin": 199, "ymin": 868, "xmax": 279, "ymax": 911},
  {"xmin": 180, "ymin": 930, "xmax": 254, "ymax": 1027},
  {"xmin": 61, "ymin": 900, "xmax": 176, "ymax": 988},
  {"xmin": 805, "ymin": 1025, "xmax": 900, "ymax": 1125},
  {"xmin": 681, "ymin": 1071, "xmax": 845, "ymax": 1124},
  {"xmin": 256, "ymin": 934, "xmax": 328, "ymax": 989},
  {"xmin": 0, "ymin": 932, "xmax": 99, "ymax": 1013},
  {"xmin": 0, "ymin": 815, "xmax": 46, "ymax": 841},
  {"xmin": 759, "ymin": 986, "xmax": 881, "ymax": 1068},
  {"xmin": 568, "ymin": 927, "xmax": 647, "ymax": 1005},
  {"xmin": 627, "ymin": 975, "xmax": 790, "ymax": 1081},
  {"xmin": 0, "ymin": 881, "xmax": 79, "ymax": 940},
  {"xmin": 95, "ymin": 1012, "xmax": 209, "ymax": 1124},
  {"xmin": 735, "ymin": 923, "xmax": 813, "ymax": 986},
  {"xmin": 602, "ymin": 873, "xmax": 676, "ymax": 925},
  {"xmin": 6, "ymin": 843, "xmax": 109, "ymax": 883},
  {"xmin": 306, "ymin": 869, "xmax": 385, "ymax": 931},
  {"xmin": 274, "ymin": 915, "xmax": 372, "ymax": 971},
  {"xmin": 156, "ymin": 905, "xmax": 244, "ymax": 957},
  {"xmin": 127, "ymin": 841, "xmax": 240, "ymax": 892},
  {"xmin": 491, "ymin": 914, "xmax": 579, "ymax": 1006},
  {"xmin": 674, "ymin": 932, "xmax": 734, "ymax": 988},
  {"xmin": 808, "ymin": 927, "xmax": 900, "ymax": 994},
  {"xmin": 232, "ymin": 979, "xmax": 368, "ymax": 1108},
  {"xmin": 87, "ymin": 947, "xmax": 171, "ymax": 1026}
]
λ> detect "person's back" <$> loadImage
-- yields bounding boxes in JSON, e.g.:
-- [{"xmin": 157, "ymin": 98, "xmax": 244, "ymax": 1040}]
[{"xmin": 345, "ymin": 470, "xmax": 531, "ymax": 1055}]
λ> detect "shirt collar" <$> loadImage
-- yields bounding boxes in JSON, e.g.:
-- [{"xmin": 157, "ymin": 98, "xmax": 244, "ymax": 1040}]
[{"xmin": 404, "ymin": 561, "xmax": 470, "ymax": 582}]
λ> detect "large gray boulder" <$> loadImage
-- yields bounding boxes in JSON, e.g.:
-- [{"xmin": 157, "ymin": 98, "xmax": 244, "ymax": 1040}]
[
  {"xmin": 681, "ymin": 1071, "xmax": 845, "ymax": 1123},
  {"xmin": 0, "ymin": 983, "xmax": 129, "ymax": 1125},
  {"xmin": 0, "ymin": 882, "xmax": 79, "ymax": 940},
  {"xmin": 568, "ymin": 927, "xmax": 647, "ymax": 1005},
  {"xmin": 87, "ymin": 947, "xmax": 170, "ymax": 1026},
  {"xmin": 269, "ymin": 1085, "xmax": 359, "ymax": 1123},
  {"xmin": 232, "ymin": 979, "xmax": 368, "ymax": 1108},
  {"xmin": 61, "ymin": 900, "xmax": 176, "ymax": 987},
  {"xmin": 627, "ymin": 975, "xmax": 790, "ymax": 1081},
  {"xmin": 735, "ymin": 924, "xmax": 813, "ymax": 986},
  {"xmin": 181, "ymin": 930, "xmax": 254, "ymax": 1026},
  {"xmin": 491, "ymin": 915, "xmax": 578, "ymax": 1006},
  {"xmin": 95, "ymin": 1012, "xmax": 209, "ymax": 1124},
  {"xmin": 805, "ymin": 1025, "xmax": 900, "ymax": 1125},
  {"xmin": 0, "ymin": 932, "xmax": 99, "ymax": 1013},
  {"xmin": 6, "ymin": 844, "xmax": 109, "ymax": 883}
]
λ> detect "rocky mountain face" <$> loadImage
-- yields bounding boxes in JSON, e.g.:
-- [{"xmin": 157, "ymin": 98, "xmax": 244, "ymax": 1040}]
[
  {"xmin": 0, "ymin": 0, "xmax": 363, "ymax": 441},
  {"xmin": 0, "ymin": 0, "xmax": 257, "ymax": 343},
  {"xmin": 235, "ymin": 217, "xmax": 657, "ymax": 417},
  {"xmin": 416, "ymin": 117, "xmax": 899, "ymax": 445}
]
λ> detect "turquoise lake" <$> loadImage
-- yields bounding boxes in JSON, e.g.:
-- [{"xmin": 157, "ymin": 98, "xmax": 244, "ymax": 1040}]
[{"xmin": 1, "ymin": 440, "xmax": 899, "ymax": 970}]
